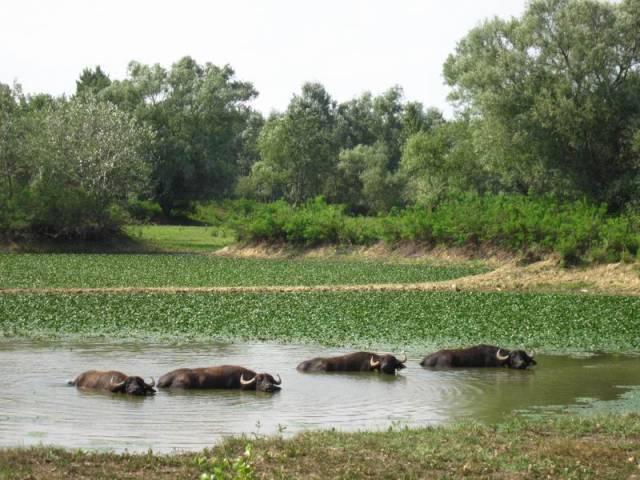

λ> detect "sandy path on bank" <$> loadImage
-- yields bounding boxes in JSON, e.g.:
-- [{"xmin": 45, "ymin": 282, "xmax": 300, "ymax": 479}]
[{"xmin": 2, "ymin": 259, "xmax": 639, "ymax": 296}]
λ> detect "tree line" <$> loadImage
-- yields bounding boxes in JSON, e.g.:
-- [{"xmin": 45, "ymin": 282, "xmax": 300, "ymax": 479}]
[{"xmin": 1, "ymin": 0, "xmax": 639, "ymax": 238}]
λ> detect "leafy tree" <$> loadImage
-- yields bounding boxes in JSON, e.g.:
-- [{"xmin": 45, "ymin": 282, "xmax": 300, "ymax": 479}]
[
  {"xmin": 335, "ymin": 92, "xmax": 377, "ymax": 150},
  {"xmin": 371, "ymin": 86, "xmax": 405, "ymax": 170},
  {"xmin": 400, "ymin": 119, "xmax": 496, "ymax": 206},
  {"xmin": 251, "ymin": 83, "xmax": 339, "ymax": 203},
  {"xmin": 0, "ymin": 83, "xmax": 23, "ymax": 201},
  {"xmin": 0, "ymin": 83, "xmax": 47, "ymax": 233},
  {"xmin": 400, "ymin": 104, "xmax": 445, "ymax": 147},
  {"xmin": 332, "ymin": 89, "xmax": 444, "ymax": 210},
  {"xmin": 26, "ymin": 98, "xmax": 153, "ymax": 237},
  {"xmin": 444, "ymin": 0, "xmax": 640, "ymax": 207},
  {"xmin": 75, "ymin": 66, "xmax": 111, "ymax": 97},
  {"xmin": 102, "ymin": 57, "xmax": 257, "ymax": 215},
  {"xmin": 237, "ymin": 110, "xmax": 265, "ymax": 176},
  {"xmin": 336, "ymin": 143, "xmax": 402, "ymax": 212}
]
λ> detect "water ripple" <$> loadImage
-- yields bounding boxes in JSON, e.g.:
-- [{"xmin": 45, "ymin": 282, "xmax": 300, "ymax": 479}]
[{"xmin": 1, "ymin": 341, "xmax": 640, "ymax": 452}]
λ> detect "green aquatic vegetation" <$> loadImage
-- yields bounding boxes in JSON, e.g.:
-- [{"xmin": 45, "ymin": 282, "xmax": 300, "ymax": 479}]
[
  {"xmin": 1, "ymin": 291, "xmax": 639, "ymax": 352},
  {"xmin": 0, "ymin": 253, "xmax": 487, "ymax": 289}
]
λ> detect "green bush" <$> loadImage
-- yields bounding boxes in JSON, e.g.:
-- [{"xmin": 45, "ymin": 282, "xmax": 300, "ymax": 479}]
[
  {"xmin": 222, "ymin": 195, "xmax": 640, "ymax": 264},
  {"xmin": 126, "ymin": 199, "xmax": 162, "ymax": 223}
]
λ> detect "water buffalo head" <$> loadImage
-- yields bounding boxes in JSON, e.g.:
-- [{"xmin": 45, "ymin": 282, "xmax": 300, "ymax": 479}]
[
  {"xmin": 370, "ymin": 353, "xmax": 407, "ymax": 374},
  {"xmin": 496, "ymin": 349, "xmax": 536, "ymax": 369},
  {"xmin": 109, "ymin": 376, "xmax": 156, "ymax": 396},
  {"xmin": 240, "ymin": 372, "xmax": 282, "ymax": 392}
]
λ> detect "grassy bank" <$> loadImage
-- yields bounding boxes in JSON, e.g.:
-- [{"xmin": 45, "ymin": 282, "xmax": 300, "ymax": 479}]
[
  {"xmin": 2, "ymin": 290, "xmax": 639, "ymax": 352},
  {"xmin": 124, "ymin": 225, "xmax": 235, "ymax": 252},
  {"xmin": 2, "ymin": 415, "xmax": 639, "ymax": 479},
  {"xmin": 0, "ymin": 253, "xmax": 487, "ymax": 289}
]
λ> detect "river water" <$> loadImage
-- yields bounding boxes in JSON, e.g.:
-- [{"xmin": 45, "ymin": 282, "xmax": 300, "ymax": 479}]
[{"xmin": 1, "ymin": 340, "xmax": 639, "ymax": 452}]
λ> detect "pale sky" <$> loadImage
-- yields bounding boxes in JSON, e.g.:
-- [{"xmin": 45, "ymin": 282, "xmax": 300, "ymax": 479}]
[{"xmin": 1, "ymin": 1, "xmax": 528, "ymax": 115}]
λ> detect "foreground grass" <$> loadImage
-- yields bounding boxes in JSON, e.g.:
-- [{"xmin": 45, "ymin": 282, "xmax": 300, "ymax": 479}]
[
  {"xmin": 0, "ymin": 253, "xmax": 488, "ymax": 289},
  {"xmin": 2, "ymin": 290, "xmax": 639, "ymax": 351},
  {"xmin": 2, "ymin": 415, "xmax": 639, "ymax": 479}
]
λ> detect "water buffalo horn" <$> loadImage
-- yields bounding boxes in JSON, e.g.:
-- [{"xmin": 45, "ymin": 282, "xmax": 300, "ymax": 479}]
[
  {"xmin": 398, "ymin": 353, "xmax": 407, "ymax": 363},
  {"xmin": 273, "ymin": 374, "xmax": 282, "ymax": 385},
  {"xmin": 240, "ymin": 373, "xmax": 256, "ymax": 385},
  {"xmin": 496, "ymin": 349, "xmax": 510, "ymax": 361},
  {"xmin": 146, "ymin": 377, "xmax": 155, "ymax": 388},
  {"xmin": 110, "ymin": 376, "xmax": 126, "ymax": 388},
  {"xmin": 528, "ymin": 350, "xmax": 535, "ymax": 358},
  {"xmin": 370, "ymin": 356, "xmax": 381, "ymax": 368}
]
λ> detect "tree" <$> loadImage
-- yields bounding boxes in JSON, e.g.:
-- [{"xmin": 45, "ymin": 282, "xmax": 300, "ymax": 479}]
[
  {"xmin": 250, "ymin": 83, "xmax": 339, "ymax": 203},
  {"xmin": 27, "ymin": 98, "xmax": 153, "ymax": 237},
  {"xmin": 400, "ymin": 119, "xmax": 496, "ymax": 207},
  {"xmin": 371, "ymin": 86, "xmax": 405, "ymax": 170},
  {"xmin": 337, "ymin": 143, "xmax": 400, "ymax": 212},
  {"xmin": 0, "ymin": 83, "xmax": 23, "ymax": 202},
  {"xmin": 102, "ymin": 57, "xmax": 257, "ymax": 215},
  {"xmin": 75, "ymin": 66, "xmax": 111, "ymax": 97},
  {"xmin": 444, "ymin": 0, "xmax": 640, "ymax": 207},
  {"xmin": 335, "ymin": 92, "xmax": 377, "ymax": 150},
  {"xmin": 237, "ymin": 110, "xmax": 265, "ymax": 176},
  {"xmin": 0, "ymin": 83, "xmax": 47, "ymax": 231},
  {"xmin": 400, "ymin": 103, "xmax": 445, "ymax": 147}
]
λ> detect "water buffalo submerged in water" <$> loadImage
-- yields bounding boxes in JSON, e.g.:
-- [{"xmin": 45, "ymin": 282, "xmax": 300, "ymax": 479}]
[
  {"xmin": 157, "ymin": 366, "xmax": 282, "ymax": 392},
  {"xmin": 297, "ymin": 351, "xmax": 407, "ymax": 374},
  {"xmin": 420, "ymin": 344, "xmax": 536, "ymax": 369},
  {"xmin": 68, "ymin": 370, "xmax": 156, "ymax": 395}
]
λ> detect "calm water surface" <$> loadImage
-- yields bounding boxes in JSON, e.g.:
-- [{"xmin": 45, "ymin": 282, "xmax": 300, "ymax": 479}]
[{"xmin": 1, "ymin": 340, "xmax": 639, "ymax": 452}]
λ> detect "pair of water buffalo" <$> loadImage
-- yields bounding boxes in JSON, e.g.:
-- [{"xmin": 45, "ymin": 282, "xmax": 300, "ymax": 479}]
[
  {"xmin": 297, "ymin": 345, "xmax": 536, "ymax": 372},
  {"xmin": 68, "ymin": 366, "xmax": 282, "ymax": 396},
  {"xmin": 68, "ymin": 345, "xmax": 536, "ymax": 396}
]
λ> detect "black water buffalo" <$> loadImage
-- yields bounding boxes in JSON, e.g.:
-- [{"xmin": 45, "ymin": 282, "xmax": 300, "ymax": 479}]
[
  {"xmin": 297, "ymin": 351, "xmax": 407, "ymax": 374},
  {"xmin": 68, "ymin": 370, "xmax": 156, "ymax": 395},
  {"xmin": 157, "ymin": 366, "xmax": 282, "ymax": 392},
  {"xmin": 420, "ymin": 345, "xmax": 536, "ymax": 369}
]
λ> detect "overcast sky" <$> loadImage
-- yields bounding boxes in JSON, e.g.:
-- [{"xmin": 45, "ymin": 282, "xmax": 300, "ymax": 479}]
[{"xmin": 1, "ymin": 0, "xmax": 528, "ymax": 115}]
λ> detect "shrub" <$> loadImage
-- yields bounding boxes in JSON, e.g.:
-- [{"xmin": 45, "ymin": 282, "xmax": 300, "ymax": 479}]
[{"xmin": 226, "ymin": 195, "xmax": 640, "ymax": 263}]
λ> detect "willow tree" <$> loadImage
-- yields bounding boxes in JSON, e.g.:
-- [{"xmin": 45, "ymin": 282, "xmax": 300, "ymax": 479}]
[{"xmin": 444, "ymin": 0, "xmax": 640, "ymax": 207}]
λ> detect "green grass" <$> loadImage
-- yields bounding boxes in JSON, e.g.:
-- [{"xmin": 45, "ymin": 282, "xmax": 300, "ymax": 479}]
[
  {"xmin": 2, "ymin": 415, "xmax": 639, "ymax": 479},
  {"xmin": 0, "ymin": 253, "xmax": 488, "ymax": 289},
  {"xmin": 124, "ymin": 225, "xmax": 235, "ymax": 252},
  {"xmin": 2, "ymin": 290, "xmax": 639, "ymax": 352}
]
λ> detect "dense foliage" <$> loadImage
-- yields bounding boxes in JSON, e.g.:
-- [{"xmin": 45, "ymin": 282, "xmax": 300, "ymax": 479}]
[
  {"xmin": 444, "ymin": 0, "xmax": 640, "ymax": 207},
  {"xmin": 2, "ymin": 290, "xmax": 640, "ymax": 352},
  {"xmin": 0, "ymin": 91, "xmax": 152, "ymax": 238},
  {"xmin": 2, "ymin": 0, "xmax": 639, "ymax": 242},
  {"xmin": 98, "ymin": 58, "xmax": 257, "ymax": 215},
  {"xmin": 209, "ymin": 196, "xmax": 639, "ymax": 264}
]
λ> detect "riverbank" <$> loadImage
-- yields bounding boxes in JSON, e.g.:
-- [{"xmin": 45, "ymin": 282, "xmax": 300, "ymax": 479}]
[{"xmin": 2, "ymin": 415, "xmax": 639, "ymax": 479}]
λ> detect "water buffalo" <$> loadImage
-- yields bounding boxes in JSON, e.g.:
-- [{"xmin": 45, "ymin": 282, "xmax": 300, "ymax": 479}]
[
  {"xmin": 297, "ymin": 351, "xmax": 407, "ymax": 374},
  {"xmin": 157, "ymin": 366, "xmax": 282, "ymax": 392},
  {"xmin": 68, "ymin": 370, "xmax": 156, "ymax": 395},
  {"xmin": 420, "ymin": 344, "xmax": 536, "ymax": 369}
]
